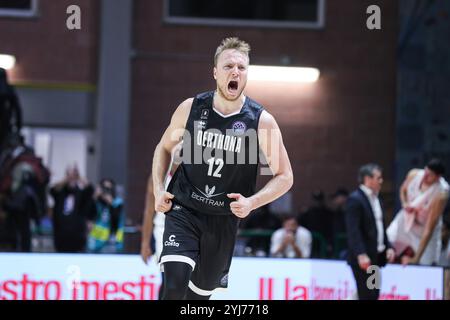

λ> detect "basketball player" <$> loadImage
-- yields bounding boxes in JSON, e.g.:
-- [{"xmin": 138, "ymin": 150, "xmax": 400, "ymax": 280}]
[
  {"xmin": 387, "ymin": 159, "xmax": 449, "ymax": 265},
  {"xmin": 152, "ymin": 37, "xmax": 293, "ymax": 300}
]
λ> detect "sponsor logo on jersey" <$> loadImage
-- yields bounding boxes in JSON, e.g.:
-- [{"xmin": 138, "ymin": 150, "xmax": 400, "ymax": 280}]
[
  {"xmin": 231, "ymin": 121, "xmax": 247, "ymax": 134},
  {"xmin": 200, "ymin": 109, "xmax": 210, "ymax": 120},
  {"xmin": 164, "ymin": 235, "xmax": 180, "ymax": 247},
  {"xmin": 195, "ymin": 185, "xmax": 224, "ymax": 199},
  {"xmin": 191, "ymin": 185, "xmax": 225, "ymax": 207},
  {"xmin": 197, "ymin": 120, "xmax": 207, "ymax": 130}
]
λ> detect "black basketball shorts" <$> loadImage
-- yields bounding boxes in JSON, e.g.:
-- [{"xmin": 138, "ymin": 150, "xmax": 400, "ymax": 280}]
[{"xmin": 159, "ymin": 202, "xmax": 239, "ymax": 296}]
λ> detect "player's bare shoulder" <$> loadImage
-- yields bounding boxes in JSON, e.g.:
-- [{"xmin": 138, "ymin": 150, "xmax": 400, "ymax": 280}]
[
  {"xmin": 401, "ymin": 169, "xmax": 420, "ymax": 188},
  {"xmin": 160, "ymin": 98, "xmax": 194, "ymax": 149},
  {"xmin": 179, "ymin": 97, "xmax": 194, "ymax": 111},
  {"xmin": 407, "ymin": 169, "xmax": 420, "ymax": 180},
  {"xmin": 438, "ymin": 180, "xmax": 450, "ymax": 200},
  {"xmin": 171, "ymin": 97, "xmax": 194, "ymax": 128},
  {"xmin": 258, "ymin": 110, "xmax": 279, "ymax": 131}
]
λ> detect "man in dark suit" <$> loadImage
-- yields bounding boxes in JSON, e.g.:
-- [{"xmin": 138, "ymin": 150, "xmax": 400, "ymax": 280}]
[{"xmin": 345, "ymin": 163, "xmax": 395, "ymax": 300}]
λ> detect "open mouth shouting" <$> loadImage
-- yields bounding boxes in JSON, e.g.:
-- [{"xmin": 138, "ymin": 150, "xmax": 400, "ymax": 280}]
[{"xmin": 227, "ymin": 80, "xmax": 239, "ymax": 95}]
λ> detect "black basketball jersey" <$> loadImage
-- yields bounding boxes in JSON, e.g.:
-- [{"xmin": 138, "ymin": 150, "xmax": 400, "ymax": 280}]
[{"xmin": 168, "ymin": 91, "xmax": 264, "ymax": 215}]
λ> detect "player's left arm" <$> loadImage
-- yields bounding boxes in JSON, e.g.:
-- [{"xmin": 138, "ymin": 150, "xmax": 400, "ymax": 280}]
[
  {"xmin": 228, "ymin": 110, "xmax": 293, "ymax": 218},
  {"xmin": 412, "ymin": 190, "xmax": 449, "ymax": 263}
]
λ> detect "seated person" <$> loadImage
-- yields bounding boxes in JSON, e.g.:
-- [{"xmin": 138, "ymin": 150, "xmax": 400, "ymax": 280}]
[
  {"xmin": 239, "ymin": 204, "xmax": 281, "ymax": 256},
  {"xmin": 270, "ymin": 214, "xmax": 312, "ymax": 258}
]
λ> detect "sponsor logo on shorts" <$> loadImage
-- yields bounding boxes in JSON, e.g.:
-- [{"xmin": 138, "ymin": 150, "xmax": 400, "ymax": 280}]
[
  {"xmin": 164, "ymin": 235, "xmax": 180, "ymax": 247},
  {"xmin": 173, "ymin": 205, "xmax": 181, "ymax": 211}
]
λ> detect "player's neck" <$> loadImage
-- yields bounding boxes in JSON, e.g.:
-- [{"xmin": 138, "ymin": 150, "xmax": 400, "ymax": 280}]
[{"xmin": 213, "ymin": 91, "xmax": 246, "ymax": 115}]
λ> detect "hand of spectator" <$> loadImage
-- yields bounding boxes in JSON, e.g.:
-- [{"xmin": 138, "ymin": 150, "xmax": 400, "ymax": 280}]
[
  {"xmin": 227, "ymin": 193, "xmax": 254, "ymax": 218},
  {"xmin": 102, "ymin": 193, "xmax": 114, "ymax": 205},
  {"xmin": 94, "ymin": 186, "xmax": 102, "ymax": 199},
  {"xmin": 283, "ymin": 232, "xmax": 295, "ymax": 245},
  {"xmin": 386, "ymin": 248, "xmax": 395, "ymax": 263},
  {"xmin": 155, "ymin": 191, "xmax": 174, "ymax": 213},
  {"xmin": 357, "ymin": 254, "xmax": 371, "ymax": 271},
  {"xmin": 54, "ymin": 177, "xmax": 69, "ymax": 190},
  {"xmin": 141, "ymin": 242, "xmax": 153, "ymax": 265},
  {"xmin": 78, "ymin": 177, "xmax": 89, "ymax": 188}
]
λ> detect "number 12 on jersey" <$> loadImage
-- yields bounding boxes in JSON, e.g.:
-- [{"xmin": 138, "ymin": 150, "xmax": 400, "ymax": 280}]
[{"xmin": 207, "ymin": 157, "xmax": 224, "ymax": 178}]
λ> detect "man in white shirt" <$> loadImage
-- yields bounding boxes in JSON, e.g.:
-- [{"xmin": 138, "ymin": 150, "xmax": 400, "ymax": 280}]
[
  {"xmin": 270, "ymin": 215, "xmax": 312, "ymax": 258},
  {"xmin": 345, "ymin": 163, "xmax": 395, "ymax": 300}
]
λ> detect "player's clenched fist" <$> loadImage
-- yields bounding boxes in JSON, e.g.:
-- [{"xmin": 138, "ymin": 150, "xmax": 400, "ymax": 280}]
[
  {"xmin": 155, "ymin": 191, "xmax": 174, "ymax": 213},
  {"xmin": 227, "ymin": 193, "xmax": 254, "ymax": 218}
]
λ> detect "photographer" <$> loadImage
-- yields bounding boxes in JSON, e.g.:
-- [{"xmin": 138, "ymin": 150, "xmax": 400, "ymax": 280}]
[
  {"xmin": 49, "ymin": 164, "xmax": 94, "ymax": 253},
  {"xmin": 87, "ymin": 178, "xmax": 124, "ymax": 253},
  {"xmin": 0, "ymin": 67, "xmax": 22, "ymax": 149}
]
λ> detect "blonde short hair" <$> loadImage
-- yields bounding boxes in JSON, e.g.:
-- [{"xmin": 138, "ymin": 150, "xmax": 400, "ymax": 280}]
[{"xmin": 214, "ymin": 37, "xmax": 251, "ymax": 66}]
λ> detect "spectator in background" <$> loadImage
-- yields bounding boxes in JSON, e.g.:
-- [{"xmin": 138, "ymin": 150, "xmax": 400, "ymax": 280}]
[
  {"xmin": 270, "ymin": 214, "xmax": 312, "ymax": 258},
  {"xmin": 239, "ymin": 204, "xmax": 281, "ymax": 256},
  {"xmin": 300, "ymin": 190, "xmax": 334, "ymax": 257},
  {"xmin": 329, "ymin": 188, "xmax": 349, "ymax": 259},
  {"xmin": 0, "ymin": 138, "xmax": 50, "ymax": 252},
  {"xmin": 2, "ymin": 163, "xmax": 39, "ymax": 252},
  {"xmin": 0, "ymin": 68, "xmax": 22, "ymax": 148},
  {"xmin": 50, "ymin": 164, "xmax": 94, "ymax": 253},
  {"xmin": 87, "ymin": 178, "xmax": 124, "ymax": 253},
  {"xmin": 330, "ymin": 188, "xmax": 349, "ymax": 235},
  {"xmin": 345, "ymin": 163, "xmax": 395, "ymax": 300}
]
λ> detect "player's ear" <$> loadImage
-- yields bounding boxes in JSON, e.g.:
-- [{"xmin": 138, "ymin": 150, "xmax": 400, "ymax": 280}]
[{"xmin": 213, "ymin": 67, "xmax": 217, "ymax": 80}]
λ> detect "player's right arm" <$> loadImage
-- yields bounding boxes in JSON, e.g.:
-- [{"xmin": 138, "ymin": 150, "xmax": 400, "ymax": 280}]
[
  {"xmin": 408, "ymin": 190, "xmax": 449, "ymax": 265},
  {"xmin": 400, "ymin": 169, "xmax": 418, "ymax": 209},
  {"xmin": 152, "ymin": 98, "xmax": 192, "ymax": 212}
]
